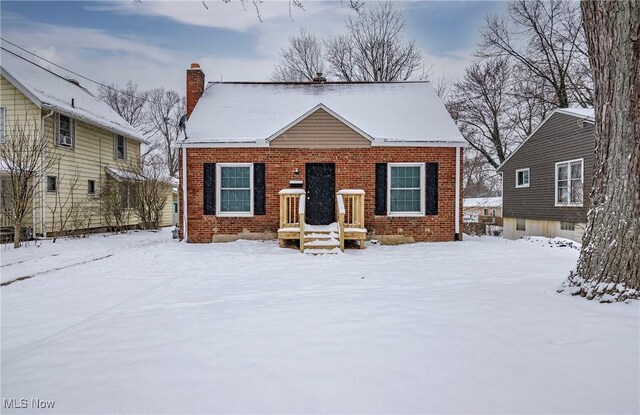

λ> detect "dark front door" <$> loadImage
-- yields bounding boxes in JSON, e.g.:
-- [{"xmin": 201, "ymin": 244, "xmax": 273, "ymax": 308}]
[{"xmin": 305, "ymin": 163, "xmax": 335, "ymax": 225}]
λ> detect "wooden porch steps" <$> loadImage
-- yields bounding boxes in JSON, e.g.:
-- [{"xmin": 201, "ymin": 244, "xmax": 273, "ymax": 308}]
[{"xmin": 302, "ymin": 225, "xmax": 341, "ymax": 254}]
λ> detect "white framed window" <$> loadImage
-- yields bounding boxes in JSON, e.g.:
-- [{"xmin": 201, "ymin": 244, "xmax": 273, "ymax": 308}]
[
  {"xmin": 115, "ymin": 135, "xmax": 127, "ymax": 160},
  {"xmin": 216, "ymin": 163, "xmax": 253, "ymax": 217},
  {"xmin": 56, "ymin": 114, "xmax": 75, "ymax": 148},
  {"xmin": 387, "ymin": 163, "xmax": 425, "ymax": 216},
  {"xmin": 483, "ymin": 208, "xmax": 489, "ymax": 216},
  {"xmin": 560, "ymin": 221, "xmax": 575, "ymax": 231},
  {"xmin": 516, "ymin": 168, "xmax": 530, "ymax": 188},
  {"xmin": 555, "ymin": 159, "xmax": 583, "ymax": 207},
  {"xmin": 0, "ymin": 106, "xmax": 6, "ymax": 143},
  {"xmin": 516, "ymin": 218, "xmax": 526, "ymax": 231},
  {"xmin": 47, "ymin": 176, "xmax": 57, "ymax": 193}
]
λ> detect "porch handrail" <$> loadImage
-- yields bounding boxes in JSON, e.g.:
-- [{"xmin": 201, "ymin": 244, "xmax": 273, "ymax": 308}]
[
  {"xmin": 336, "ymin": 194, "xmax": 345, "ymax": 252},
  {"xmin": 336, "ymin": 189, "xmax": 365, "ymax": 229},
  {"xmin": 299, "ymin": 194, "xmax": 305, "ymax": 252},
  {"xmin": 279, "ymin": 188, "xmax": 305, "ymax": 229}
]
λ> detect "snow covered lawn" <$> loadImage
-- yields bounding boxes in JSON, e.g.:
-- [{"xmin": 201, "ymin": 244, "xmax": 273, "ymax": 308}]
[{"xmin": 2, "ymin": 231, "xmax": 638, "ymax": 413}]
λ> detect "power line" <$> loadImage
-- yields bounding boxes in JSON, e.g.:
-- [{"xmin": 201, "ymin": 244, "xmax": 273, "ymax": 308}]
[{"xmin": 0, "ymin": 38, "xmax": 172, "ymax": 106}]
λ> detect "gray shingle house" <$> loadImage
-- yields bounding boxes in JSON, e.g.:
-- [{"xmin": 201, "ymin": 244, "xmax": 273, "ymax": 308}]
[{"xmin": 497, "ymin": 108, "xmax": 595, "ymax": 242}]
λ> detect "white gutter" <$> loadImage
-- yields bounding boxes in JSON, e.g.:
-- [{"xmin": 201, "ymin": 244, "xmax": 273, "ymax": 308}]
[
  {"xmin": 181, "ymin": 145, "xmax": 188, "ymax": 241},
  {"xmin": 455, "ymin": 146, "xmax": 461, "ymax": 240},
  {"xmin": 40, "ymin": 110, "xmax": 54, "ymax": 237}
]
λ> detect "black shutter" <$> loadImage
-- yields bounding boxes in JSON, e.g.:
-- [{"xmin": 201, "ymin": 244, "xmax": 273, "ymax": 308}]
[
  {"xmin": 375, "ymin": 163, "xmax": 387, "ymax": 216},
  {"xmin": 426, "ymin": 162, "xmax": 438, "ymax": 215},
  {"xmin": 203, "ymin": 163, "xmax": 216, "ymax": 215},
  {"xmin": 253, "ymin": 163, "xmax": 266, "ymax": 215}
]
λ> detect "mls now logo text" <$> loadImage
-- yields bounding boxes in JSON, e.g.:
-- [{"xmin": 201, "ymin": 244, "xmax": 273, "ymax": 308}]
[{"xmin": 3, "ymin": 398, "xmax": 56, "ymax": 409}]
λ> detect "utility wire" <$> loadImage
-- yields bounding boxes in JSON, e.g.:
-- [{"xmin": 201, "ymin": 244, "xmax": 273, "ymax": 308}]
[{"xmin": 0, "ymin": 38, "xmax": 168, "ymax": 105}]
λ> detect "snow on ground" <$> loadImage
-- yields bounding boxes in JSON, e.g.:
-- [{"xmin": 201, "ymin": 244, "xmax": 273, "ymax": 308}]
[{"xmin": 1, "ymin": 231, "xmax": 638, "ymax": 414}]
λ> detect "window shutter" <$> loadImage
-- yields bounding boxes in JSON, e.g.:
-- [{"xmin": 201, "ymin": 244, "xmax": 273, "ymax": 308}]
[
  {"xmin": 203, "ymin": 163, "xmax": 216, "ymax": 215},
  {"xmin": 375, "ymin": 163, "xmax": 387, "ymax": 216},
  {"xmin": 253, "ymin": 163, "xmax": 266, "ymax": 215},
  {"xmin": 54, "ymin": 113, "xmax": 60, "ymax": 146},
  {"xmin": 425, "ymin": 162, "xmax": 438, "ymax": 215}
]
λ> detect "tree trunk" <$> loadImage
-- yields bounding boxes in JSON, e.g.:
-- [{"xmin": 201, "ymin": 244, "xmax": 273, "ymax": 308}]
[
  {"xmin": 560, "ymin": 0, "xmax": 640, "ymax": 302},
  {"xmin": 13, "ymin": 220, "xmax": 21, "ymax": 249}
]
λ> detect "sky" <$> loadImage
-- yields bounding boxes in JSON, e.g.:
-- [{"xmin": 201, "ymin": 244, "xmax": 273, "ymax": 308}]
[{"xmin": 0, "ymin": 1, "xmax": 507, "ymax": 95}]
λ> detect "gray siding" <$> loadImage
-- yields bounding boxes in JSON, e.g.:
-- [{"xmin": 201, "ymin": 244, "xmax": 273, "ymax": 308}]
[{"xmin": 498, "ymin": 113, "xmax": 595, "ymax": 223}]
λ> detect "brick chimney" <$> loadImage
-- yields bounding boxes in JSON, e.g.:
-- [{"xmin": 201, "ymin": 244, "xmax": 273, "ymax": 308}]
[{"xmin": 186, "ymin": 63, "xmax": 205, "ymax": 119}]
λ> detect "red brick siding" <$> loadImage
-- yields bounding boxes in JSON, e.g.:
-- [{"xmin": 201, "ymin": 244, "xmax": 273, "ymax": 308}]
[{"xmin": 179, "ymin": 147, "xmax": 463, "ymax": 243}]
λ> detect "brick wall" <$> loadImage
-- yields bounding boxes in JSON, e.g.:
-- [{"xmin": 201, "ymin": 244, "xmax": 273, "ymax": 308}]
[{"xmin": 179, "ymin": 147, "xmax": 463, "ymax": 243}]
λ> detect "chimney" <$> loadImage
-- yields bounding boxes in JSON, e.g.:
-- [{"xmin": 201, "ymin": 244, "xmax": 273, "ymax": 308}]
[{"xmin": 186, "ymin": 63, "xmax": 205, "ymax": 119}]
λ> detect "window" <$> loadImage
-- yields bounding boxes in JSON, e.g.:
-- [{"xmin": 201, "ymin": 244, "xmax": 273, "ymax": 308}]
[
  {"xmin": 88, "ymin": 180, "xmax": 96, "ymax": 195},
  {"xmin": 388, "ymin": 163, "xmax": 425, "ymax": 216},
  {"xmin": 1, "ymin": 178, "xmax": 13, "ymax": 210},
  {"xmin": 556, "ymin": 159, "xmax": 583, "ymax": 206},
  {"xmin": 120, "ymin": 182, "xmax": 133, "ymax": 209},
  {"xmin": 516, "ymin": 218, "xmax": 526, "ymax": 231},
  {"xmin": 115, "ymin": 135, "xmax": 126, "ymax": 160},
  {"xmin": 217, "ymin": 163, "xmax": 253, "ymax": 216},
  {"xmin": 516, "ymin": 168, "xmax": 530, "ymax": 188},
  {"xmin": 560, "ymin": 221, "xmax": 575, "ymax": 231},
  {"xmin": 483, "ymin": 208, "xmax": 489, "ymax": 216},
  {"xmin": 0, "ymin": 106, "xmax": 5, "ymax": 143},
  {"xmin": 47, "ymin": 176, "xmax": 57, "ymax": 192},
  {"xmin": 491, "ymin": 209, "xmax": 496, "ymax": 217},
  {"xmin": 57, "ymin": 114, "xmax": 74, "ymax": 147}
]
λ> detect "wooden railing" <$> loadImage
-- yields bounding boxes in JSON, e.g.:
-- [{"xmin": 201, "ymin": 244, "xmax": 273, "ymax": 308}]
[
  {"xmin": 336, "ymin": 194, "xmax": 345, "ymax": 252},
  {"xmin": 279, "ymin": 189, "xmax": 306, "ymax": 229},
  {"xmin": 336, "ymin": 189, "xmax": 365, "ymax": 229},
  {"xmin": 299, "ymin": 194, "xmax": 305, "ymax": 252}
]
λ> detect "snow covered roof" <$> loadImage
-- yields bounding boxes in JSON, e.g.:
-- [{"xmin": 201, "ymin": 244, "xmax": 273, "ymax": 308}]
[
  {"xmin": 0, "ymin": 51, "xmax": 146, "ymax": 143},
  {"xmin": 463, "ymin": 197, "xmax": 502, "ymax": 208},
  {"xmin": 556, "ymin": 108, "xmax": 595, "ymax": 120},
  {"xmin": 185, "ymin": 82, "xmax": 467, "ymax": 147}
]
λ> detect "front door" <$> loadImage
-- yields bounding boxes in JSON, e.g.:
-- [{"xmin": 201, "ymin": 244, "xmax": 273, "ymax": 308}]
[{"xmin": 305, "ymin": 163, "xmax": 335, "ymax": 225}]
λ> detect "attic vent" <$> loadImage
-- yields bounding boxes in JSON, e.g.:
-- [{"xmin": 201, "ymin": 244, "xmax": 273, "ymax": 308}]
[
  {"xmin": 312, "ymin": 72, "xmax": 326, "ymax": 83},
  {"xmin": 67, "ymin": 78, "xmax": 80, "ymax": 86}
]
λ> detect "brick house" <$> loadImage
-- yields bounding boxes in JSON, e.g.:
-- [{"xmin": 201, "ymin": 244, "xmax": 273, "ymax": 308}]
[{"xmin": 179, "ymin": 63, "xmax": 466, "ymax": 251}]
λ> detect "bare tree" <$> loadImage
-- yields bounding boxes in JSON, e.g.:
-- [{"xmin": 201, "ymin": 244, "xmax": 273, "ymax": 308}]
[
  {"xmin": 324, "ymin": 2, "xmax": 422, "ymax": 81},
  {"xmin": 46, "ymin": 162, "xmax": 82, "ymax": 243},
  {"xmin": 463, "ymin": 151, "xmax": 501, "ymax": 198},
  {"xmin": 146, "ymin": 88, "xmax": 185, "ymax": 177},
  {"xmin": 272, "ymin": 28, "xmax": 324, "ymax": 82},
  {"xmin": 478, "ymin": 0, "xmax": 592, "ymax": 108},
  {"xmin": 0, "ymin": 114, "xmax": 58, "ymax": 248},
  {"xmin": 448, "ymin": 57, "xmax": 516, "ymax": 168},
  {"xmin": 99, "ymin": 178, "xmax": 132, "ymax": 234},
  {"xmin": 98, "ymin": 81, "xmax": 149, "ymax": 130},
  {"xmin": 130, "ymin": 156, "xmax": 171, "ymax": 230},
  {"xmin": 559, "ymin": 0, "xmax": 640, "ymax": 302}
]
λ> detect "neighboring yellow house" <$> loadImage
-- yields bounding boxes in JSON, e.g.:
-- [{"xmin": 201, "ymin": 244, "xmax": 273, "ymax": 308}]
[
  {"xmin": 463, "ymin": 197, "xmax": 502, "ymax": 224},
  {"xmin": 0, "ymin": 51, "xmax": 174, "ymax": 239}
]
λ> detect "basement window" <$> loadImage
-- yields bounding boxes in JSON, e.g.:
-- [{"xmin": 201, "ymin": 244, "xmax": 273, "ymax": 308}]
[
  {"xmin": 560, "ymin": 221, "xmax": 575, "ymax": 231},
  {"xmin": 516, "ymin": 218, "xmax": 526, "ymax": 231}
]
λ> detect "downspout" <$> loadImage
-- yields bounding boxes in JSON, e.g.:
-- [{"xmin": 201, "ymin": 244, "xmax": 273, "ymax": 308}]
[
  {"xmin": 454, "ymin": 146, "xmax": 460, "ymax": 241},
  {"xmin": 181, "ymin": 145, "xmax": 188, "ymax": 241},
  {"xmin": 40, "ymin": 109, "xmax": 54, "ymax": 237}
]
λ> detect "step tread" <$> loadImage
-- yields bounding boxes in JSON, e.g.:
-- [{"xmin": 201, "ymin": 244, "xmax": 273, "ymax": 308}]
[
  {"xmin": 304, "ymin": 239, "xmax": 340, "ymax": 247},
  {"xmin": 304, "ymin": 232, "xmax": 339, "ymax": 239},
  {"xmin": 303, "ymin": 248, "xmax": 341, "ymax": 255}
]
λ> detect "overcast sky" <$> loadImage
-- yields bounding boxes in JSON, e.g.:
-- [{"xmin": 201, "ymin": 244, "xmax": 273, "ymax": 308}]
[{"xmin": 1, "ymin": 1, "xmax": 507, "ymax": 94}]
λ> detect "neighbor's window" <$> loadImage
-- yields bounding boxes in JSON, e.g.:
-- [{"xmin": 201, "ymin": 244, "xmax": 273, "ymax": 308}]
[
  {"xmin": 388, "ymin": 163, "xmax": 424, "ymax": 215},
  {"xmin": 560, "ymin": 221, "xmax": 575, "ymax": 231},
  {"xmin": 556, "ymin": 159, "xmax": 583, "ymax": 206},
  {"xmin": 57, "ymin": 114, "xmax": 74, "ymax": 147},
  {"xmin": 88, "ymin": 180, "xmax": 96, "ymax": 195},
  {"xmin": 0, "ymin": 106, "xmax": 5, "ymax": 143},
  {"xmin": 1, "ymin": 178, "xmax": 13, "ymax": 209},
  {"xmin": 483, "ymin": 208, "xmax": 489, "ymax": 216},
  {"xmin": 491, "ymin": 209, "xmax": 496, "ymax": 217},
  {"xmin": 217, "ymin": 163, "xmax": 253, "ymax": 216},
  {"xmin": 120, "ymin": 182, "xmax": 133, "ymax": 209},
  {"xmin": 115, "ymin": 135, "xmax": 126, "ymax": 160},
  {"xmin": 516, "ymin": 168, "xmax": 530, "ymax": 188},
  {"xmin": 47, "ymin": 176, "xmax": 57, "ymax": 192},
  {"xmin": 516, "ymin": 218, "xmax": 526, "ymax": 231}
]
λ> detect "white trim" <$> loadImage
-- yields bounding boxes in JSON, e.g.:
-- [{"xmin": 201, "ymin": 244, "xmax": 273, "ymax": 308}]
[
  {"xmin": 265, "ymin": 103, "xmax": 375, "ymax": 143},
  {"xmin": 554, "ymin": 158, "xmax": 584, "ymax": 207},
  {"xmin": 376, "ymin": 140, "xmax": 469, "ymax": 147},
  {"xmin": 216, "ymin": 163, "xmax": 254, "ymax": 217},
  {"xmin": 515, "ymin": 168, "xmax": 530, "ymax": 188},
  {"xmin": 497, "ymin": 109, "xmax": 594, "ymax": 172},
  {"xmin": 181, "ymin": 146, "xmax": 188, "ymax": 241},
  {"xmin": 455, "ymin": 147, "xmax": 460, "ymax": 236},
  {"xmin": 178, "ymin": 139, "xmax": 467, "ymax": 149},
  {"xmin": 387, "ymin": 162, "xmax": 425, "ymax": 217}
]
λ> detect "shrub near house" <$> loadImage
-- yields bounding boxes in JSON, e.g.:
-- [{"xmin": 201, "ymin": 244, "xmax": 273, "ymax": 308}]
[{"xmin": 179, "ymin": 64, "xmax": 467, "ymax": 247}]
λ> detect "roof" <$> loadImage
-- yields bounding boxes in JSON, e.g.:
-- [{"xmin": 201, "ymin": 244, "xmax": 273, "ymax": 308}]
[
  {"xmin": 184, "ymin": 82, "xmax": 467, "ymax": 147},
  {"xmin": 497, "ymin": 107, "xmax": 595, "ymax": 172},
  {"xmin": 0, "ymin": 51, "xmax": 146, "ymax": 143},
  {"xmin": 463, "ymin": 197, "xmax": 502, "ymax": 208}
]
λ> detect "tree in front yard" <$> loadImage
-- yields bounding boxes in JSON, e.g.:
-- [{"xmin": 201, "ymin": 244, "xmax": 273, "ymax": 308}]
[{"xmin": 559, "ymin": 0, "xmax": 639, "ymax": 301}]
